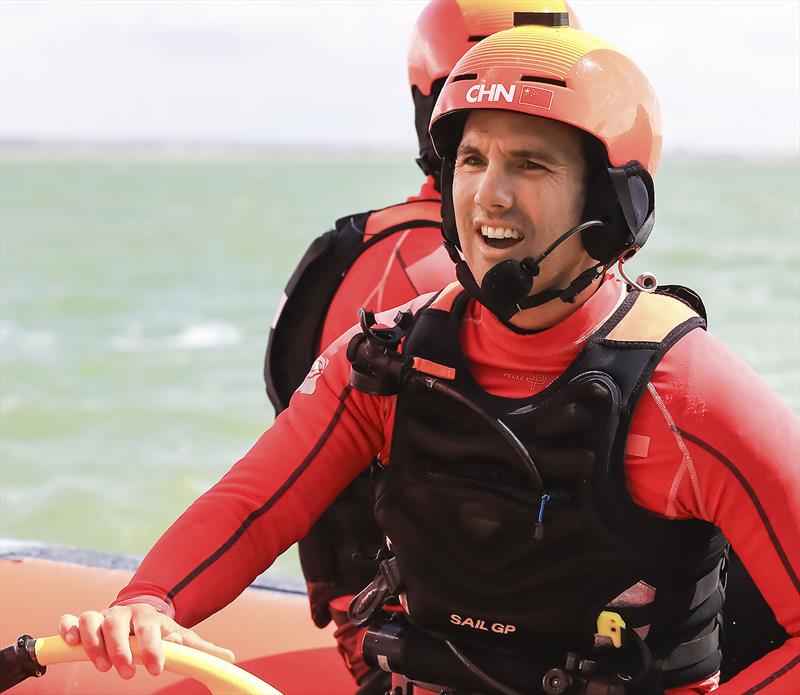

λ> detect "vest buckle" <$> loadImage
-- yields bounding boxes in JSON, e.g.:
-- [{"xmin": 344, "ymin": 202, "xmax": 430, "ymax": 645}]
[
  {"xmin": 348, "ymin": 309, "xmax": 414, "ymax": 396},
  {"xmin": 348, "ymin": 557, "xmax": 403, "ymax": 627}
]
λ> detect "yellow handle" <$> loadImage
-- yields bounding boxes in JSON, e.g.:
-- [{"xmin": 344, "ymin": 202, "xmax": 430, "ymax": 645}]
[{"xmin": 33, "ymin": 635, "xmax": 283, "ymax": 695}]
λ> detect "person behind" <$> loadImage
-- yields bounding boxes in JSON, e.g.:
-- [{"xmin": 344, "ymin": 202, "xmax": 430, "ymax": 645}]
[
  {"xmin": 264, "ymin": 1, "xmax": 578, "ymax": 690},
  {"xmin": 60, "ymin": 13, "xmax": 798, "ymax": 695}
]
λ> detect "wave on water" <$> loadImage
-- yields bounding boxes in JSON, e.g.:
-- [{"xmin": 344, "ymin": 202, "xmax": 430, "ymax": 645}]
[
  {"xmin": 0, "ymin": 395, "xmax": 22, "ymax": 414},
  {"xmin": 0, "ymin": 320, "xmax": 57, "ymax": 351},
  {"xmin": 110, "ymin": 322, "xmax": 242, "ymax": 352}
]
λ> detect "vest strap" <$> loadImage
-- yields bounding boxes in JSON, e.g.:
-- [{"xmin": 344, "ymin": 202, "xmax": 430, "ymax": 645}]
[
  {"xmin": 691, "ymin": 559, "xmax": 724, "ymax": 610},
  {"xmin": 613, "ymin": 559, "xmax": 724, "ymax": 632},
  {"xmin": 657, "ymin": 624, "xmax": 720, "ymax": 672}
]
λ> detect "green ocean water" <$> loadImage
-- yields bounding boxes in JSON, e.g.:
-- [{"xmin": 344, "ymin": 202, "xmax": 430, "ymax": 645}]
[{"xmin": 1, "ymin": 155, "xmax": 798, "ymax": 579}]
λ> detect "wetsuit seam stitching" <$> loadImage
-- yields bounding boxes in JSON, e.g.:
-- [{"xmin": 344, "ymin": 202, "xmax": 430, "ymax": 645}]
[
  {"xmin": 646, "ymin": 383, "xmax": 709, "ymax": 520},
  {"xmin": 741, "ymin": 653, "xmax": 800, "ymax": 694},
  {"xmin": 365, "ymin": 218, "xmax": 442, "ymax": 241},
  {"xmin": 677, "ymin": 427, "xmax": 800, "ymax": 594},
  {"xmin": 366, "ymin": 229, "xmax": 413, "ymax": 310},
  {"xmin": 602, "ymin": 339, "xmax": 661, "ymax": 349},
  {"xmin": 394, "ymin": 245, "xmax": 419, "ymax": 295},
  {"xmin": 165, "ymin": 384, "xmax": 354, "ymax": 602}
]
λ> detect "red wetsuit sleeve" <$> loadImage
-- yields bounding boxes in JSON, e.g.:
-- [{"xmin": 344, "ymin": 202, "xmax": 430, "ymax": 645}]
[
  {"xmin": 114, "ymin": 326, "xmax": 384, "ymax": 627},
  {"xmin": 626, "ymin": 329, "xmax": 800, "ymax": 693}
]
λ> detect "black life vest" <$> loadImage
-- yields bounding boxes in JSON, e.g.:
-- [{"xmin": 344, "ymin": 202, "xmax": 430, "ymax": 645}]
[
  {"xmin": 263, "ymin": 198, "xmax": 442, "ymax": 626},
  {"xmin": 369, "ymin": 284, "xmax": 728, "ymax": 689}
]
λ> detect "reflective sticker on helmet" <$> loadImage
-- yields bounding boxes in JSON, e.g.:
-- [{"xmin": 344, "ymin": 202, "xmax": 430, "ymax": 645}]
[
  {"xmin": 466, "ymin": 83, "xmax": 516, "ymax": 103},
  {"xmin": 518, "ymin": 84, "xmax": 554, "ymax": 110},
  {"xmin": 297, "ymin": 356, "xmax": 329, "ymax": 396}
]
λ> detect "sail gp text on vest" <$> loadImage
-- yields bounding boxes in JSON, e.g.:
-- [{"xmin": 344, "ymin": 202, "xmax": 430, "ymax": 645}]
[{"xmin": 465, "ymin": 82, "xmax": 555, "ymax": 111}]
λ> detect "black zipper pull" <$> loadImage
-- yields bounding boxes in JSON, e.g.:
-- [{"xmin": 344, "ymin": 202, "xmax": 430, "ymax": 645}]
[{"xmin": 534, "ymin": 492, "xmax": 551, "ymax": 541}]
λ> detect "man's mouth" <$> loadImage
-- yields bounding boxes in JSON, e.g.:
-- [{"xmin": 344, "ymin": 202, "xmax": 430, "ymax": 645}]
[{"xmin": 479, "ymin": 225, "xmax": 524, "ymax": 250}]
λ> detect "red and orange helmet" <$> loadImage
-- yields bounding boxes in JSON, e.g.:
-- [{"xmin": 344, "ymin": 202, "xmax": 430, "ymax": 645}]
[
  {"xmin": 430, "ymin": 15, "xmax": 662, "ymax": 262},
  {"xmin": 429, "ymin": 21, "xmax": 662, "ymax": 173},
  {"xmin": 408, "ymin": 1, "xmax": 580, "ymax": 183}
]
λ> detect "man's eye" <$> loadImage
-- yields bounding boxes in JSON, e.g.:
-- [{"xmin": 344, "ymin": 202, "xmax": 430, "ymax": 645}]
[
  {"xmin": 523, "ymin": 160, "xmax": 544, "ymax": 170},
  {"xmin": 458, "ymin": 155, "xmax": 484, "ymax": 167}
]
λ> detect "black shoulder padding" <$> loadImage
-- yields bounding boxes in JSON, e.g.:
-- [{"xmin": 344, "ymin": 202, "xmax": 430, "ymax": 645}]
[
  {"xmin": 264, "ymin": 212, "xmax": 370, "ymax": 412},
  {"xmin": 264, "ymin": 205, "xmax": 445, "ymax": 412},
  {"xmin": 656, "ymin": 284, "xmax": 707, "ymax": 322}
]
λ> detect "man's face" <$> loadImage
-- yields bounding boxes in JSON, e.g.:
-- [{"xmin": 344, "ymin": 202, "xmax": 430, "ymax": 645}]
[{"xmin": 453, "ymin": 110, "xmax": 593, "ymax": 291}]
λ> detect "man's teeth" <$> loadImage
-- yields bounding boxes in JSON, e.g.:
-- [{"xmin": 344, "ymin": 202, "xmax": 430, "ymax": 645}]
[{"xmin": 481, "ymin": 225, "xmax": 521, "ymax": 240}]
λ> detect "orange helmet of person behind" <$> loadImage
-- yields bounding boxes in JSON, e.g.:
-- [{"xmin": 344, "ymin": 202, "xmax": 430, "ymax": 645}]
[
  {"xmin": 408, "ymin": 0, "xmax": 581, "ymax": 96},
  {"xmin": 430, "ymin": 15, "xmax": 662, "ymax": 262},
  {"xmin": 409, "ymin": 0, "xmax": 580, "ymax": 183}
]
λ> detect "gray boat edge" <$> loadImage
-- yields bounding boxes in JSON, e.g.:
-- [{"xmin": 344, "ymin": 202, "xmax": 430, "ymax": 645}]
[{"xmin": 0, "ymin": 538, "xmax": 306, "ymax": 596}]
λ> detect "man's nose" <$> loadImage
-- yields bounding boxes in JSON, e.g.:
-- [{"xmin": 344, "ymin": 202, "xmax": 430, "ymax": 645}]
[{"xmin": 474, "ymin": 161, "xmax": 513, "ymax": 211}]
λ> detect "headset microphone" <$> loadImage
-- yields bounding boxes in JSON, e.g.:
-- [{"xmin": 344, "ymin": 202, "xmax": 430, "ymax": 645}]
[
  {"xmin": 479, "ymin": 220, "xmax": 605, "ymax": 320},
  {"xmin": 480, "ymin": 259, "xmax": 534, "ymax": 312}
]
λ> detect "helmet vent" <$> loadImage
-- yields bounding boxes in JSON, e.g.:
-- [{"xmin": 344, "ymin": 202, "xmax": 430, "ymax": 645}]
[
  {"xmin": 513, "ymin": 11, "xmax": 569, "ymax": 28},
  {"xmin": 451, "ymin": 73, "xmax": 478, "ymax": 83},
  {"xmin": 521, "ymin": 75, "xmax": 567, "ymax": 88}
]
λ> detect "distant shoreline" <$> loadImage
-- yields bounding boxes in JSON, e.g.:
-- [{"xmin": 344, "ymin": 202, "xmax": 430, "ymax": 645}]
[
  {"xmin": 1, "ymin": 140, "xmax": 798, "ymax": 163},
  {"xmin": 0, "ymin": 140, "xmax": 416, "ymax": 162}
]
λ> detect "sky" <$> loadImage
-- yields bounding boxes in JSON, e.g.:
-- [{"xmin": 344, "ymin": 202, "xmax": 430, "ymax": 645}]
[{"xmin": 1, "ymin": 0, "xmax": 798, "ymax": 155}]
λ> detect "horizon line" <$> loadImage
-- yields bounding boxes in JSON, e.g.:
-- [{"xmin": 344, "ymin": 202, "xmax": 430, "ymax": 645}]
[{"xmin": 1, "ymin": 138, "xmax": 798, "ymax": 161}]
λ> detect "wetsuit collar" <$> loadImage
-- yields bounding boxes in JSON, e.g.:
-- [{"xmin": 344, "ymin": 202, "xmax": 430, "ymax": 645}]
[{"xmin": 464, "ymin": 273, "xmax": 625, "ymax": 360}]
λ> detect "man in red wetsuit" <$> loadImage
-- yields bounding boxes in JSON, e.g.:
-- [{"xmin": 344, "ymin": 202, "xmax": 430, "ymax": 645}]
[{"xmin": 60, "ymin": 12, "xmax": 798, "ymax": 695}]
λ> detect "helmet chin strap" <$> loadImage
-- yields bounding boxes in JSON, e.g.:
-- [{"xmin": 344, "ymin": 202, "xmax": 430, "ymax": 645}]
[{"xmin": 444, "ymin": 220, "xmax": 607, "ymax": 322}]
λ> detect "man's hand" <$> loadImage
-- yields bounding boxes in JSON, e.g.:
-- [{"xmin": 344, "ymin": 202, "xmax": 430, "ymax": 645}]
[{"xmin": 58, "ymin": 604, "xmax": 235, "ymax": 679}]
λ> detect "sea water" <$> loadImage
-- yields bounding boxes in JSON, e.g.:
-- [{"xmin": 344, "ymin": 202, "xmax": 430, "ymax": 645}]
[{"xmin": 1, "ymin": 154, "xmax": 798, "ymax": 578}]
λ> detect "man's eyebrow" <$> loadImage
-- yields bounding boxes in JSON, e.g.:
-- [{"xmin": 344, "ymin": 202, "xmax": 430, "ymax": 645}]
[
  {"xmin": 456, "ymin": 144, "xmax": 483, "ymax": 157},
  {"xmin": 456, "ymin": 143, "xmax": 562, "ymax": 165},
  {"xmin": 508, "ymin": 148, "xmax": 560, "ymax": 164}
]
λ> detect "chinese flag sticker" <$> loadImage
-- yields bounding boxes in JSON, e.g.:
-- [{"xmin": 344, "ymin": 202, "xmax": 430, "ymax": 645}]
[{"xmin": 518, "ymin": 84, "xmax": 554, "ymax": 110}]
